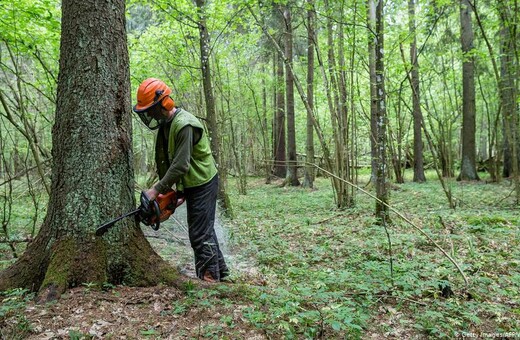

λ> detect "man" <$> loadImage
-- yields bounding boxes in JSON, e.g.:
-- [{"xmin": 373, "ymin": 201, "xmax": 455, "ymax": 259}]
[{"xmin": 133, "ymin": 78, "xmax": 229, "ymax": 283}]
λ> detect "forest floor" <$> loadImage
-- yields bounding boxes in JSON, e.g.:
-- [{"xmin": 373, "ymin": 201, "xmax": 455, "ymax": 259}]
[{"xmin": 1, "ymin": 172, "xmax": 520, "ymax": 339}]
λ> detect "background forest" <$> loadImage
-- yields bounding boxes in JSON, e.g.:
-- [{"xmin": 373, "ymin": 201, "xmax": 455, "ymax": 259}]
[{"xmin": 1, "ymin": 0, "xmax": 519, "ymax": 338}]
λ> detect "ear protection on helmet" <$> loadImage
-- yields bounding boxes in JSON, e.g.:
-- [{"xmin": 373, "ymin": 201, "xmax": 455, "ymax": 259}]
[
  {"xmin": 161, "ymin": 96, "xmax": 175, "ymax": 111},
  {"xmin": 153, "ymin": 89, "xmax": 174, "ymax": 111}
]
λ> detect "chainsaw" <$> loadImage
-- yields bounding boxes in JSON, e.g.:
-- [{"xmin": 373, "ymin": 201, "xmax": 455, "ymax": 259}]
[{"xmin": 95, "ymin": 190, "xmax": 184, "ymax": 236}]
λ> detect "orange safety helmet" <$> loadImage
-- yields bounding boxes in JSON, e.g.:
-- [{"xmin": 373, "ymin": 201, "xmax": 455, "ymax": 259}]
[{"xmin": 133, "ymin": 78, "xmax": 175, "ymax": 129}]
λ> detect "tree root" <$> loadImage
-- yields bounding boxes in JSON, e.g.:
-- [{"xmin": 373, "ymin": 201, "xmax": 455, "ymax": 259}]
[{"xmin": 1, "ymin": 227, "xmax": 187, "ymax": 303}]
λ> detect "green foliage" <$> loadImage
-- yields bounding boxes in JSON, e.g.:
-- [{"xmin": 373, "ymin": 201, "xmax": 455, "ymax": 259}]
[
  {"xmin": 1, "ymin": 0, "xmax": 519, "ymax": 337},
  {"xmin": 0, "ymin": 288, "xmax": 34, "ymax": 339},
  {"xmin": 81, "ymin": 282, "xmax": 98, "ymax": 292},
  {"xmin": 0, "ymin": 178, "xmax": 48, "ymax": 270},
  {"xmin": 0, "ymin": 288, "xmax": 32, "ymax": 318},
  {"xmin": 225, "ymin": 175, "xmax": 520, "ymax": 337}
]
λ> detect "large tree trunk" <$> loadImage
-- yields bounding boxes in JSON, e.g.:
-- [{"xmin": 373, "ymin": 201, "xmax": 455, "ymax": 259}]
[
  {"xmin": 302, "ymin": 0, "xmax": 316, "ymax": 189},
  {"xmin": 409, "ymin": 0, "xmax": 426, "ymax": 183},
  {"xmin": 0, "ymin": 0, "xmax": 180, "ymax": 301},
  {"xmin": 457, "ymin": 0, "xmax": 480, "ymax": 181},
  {"xmin": 195, "ymin": 0, "xmax": 233, "ymax": 216},
  {"xmin": 284, "ymin": 5, "xmax": 300, "ymax": 186}
]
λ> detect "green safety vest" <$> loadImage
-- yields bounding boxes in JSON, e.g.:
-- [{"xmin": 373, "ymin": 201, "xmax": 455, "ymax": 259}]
[{"xmin": 155, "ymin": 109, "xmax": 217, "ymax": 190}]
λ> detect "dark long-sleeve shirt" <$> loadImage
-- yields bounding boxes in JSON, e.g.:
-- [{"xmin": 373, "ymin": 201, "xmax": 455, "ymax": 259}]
[{"xmin": 154, "ymin": 125, "xmax": 201, "ymax": 193}]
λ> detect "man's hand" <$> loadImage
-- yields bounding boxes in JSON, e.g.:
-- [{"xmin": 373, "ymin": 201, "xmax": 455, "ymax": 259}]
[
  {"xmin": 176, "ymin": 191, "xmax": 185, "ymax": 207},
  {"xmin": 145, "ymin": 187, "xmax": 159, "ymax": 201}
]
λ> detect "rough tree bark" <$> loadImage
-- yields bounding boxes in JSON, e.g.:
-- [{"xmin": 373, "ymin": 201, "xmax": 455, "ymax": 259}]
[
  {"xmin": 0, "ymin": 0, "xmax": 180, "ymax": 301},
  {"xmin": 458, "ymin": 0, "xmax": 480, "ymax": 181}
]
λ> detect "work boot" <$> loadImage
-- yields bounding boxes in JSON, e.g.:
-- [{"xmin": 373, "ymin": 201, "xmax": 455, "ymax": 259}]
[{"xmin": 202, "ymin": 271, "xmax": 218, "ymax": 283}]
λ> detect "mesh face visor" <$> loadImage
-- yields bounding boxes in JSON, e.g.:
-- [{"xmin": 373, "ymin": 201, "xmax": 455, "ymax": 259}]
[
  {"xmin": 135, "ymin": 103, "xmax": 163, "ymax": 130},
  {"xmin": 136, "ymin": 111, "xmax": 161, "ymax": 130}
]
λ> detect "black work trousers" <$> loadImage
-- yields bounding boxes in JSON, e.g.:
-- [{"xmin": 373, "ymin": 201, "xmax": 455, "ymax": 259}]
[{"xmin": 184, "ymin": 174, "xmax": 228, "ymax": 281}]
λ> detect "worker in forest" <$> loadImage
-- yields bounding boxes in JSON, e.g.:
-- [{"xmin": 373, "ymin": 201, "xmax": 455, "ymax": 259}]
[{"xmin": 133, "ymin": 78, "xmax": 229, "ymax": 283}]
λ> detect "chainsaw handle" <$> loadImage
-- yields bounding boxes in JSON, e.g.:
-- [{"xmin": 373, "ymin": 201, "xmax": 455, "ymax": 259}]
[{"xmin": 151, "ymin": 200, "xmax": 160, "ymax": 231}]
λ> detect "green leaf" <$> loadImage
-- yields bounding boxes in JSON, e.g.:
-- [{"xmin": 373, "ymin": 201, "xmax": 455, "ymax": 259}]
[{"xmin": 331, "ymin": 321, "xmax": 341, "ymax": 331}]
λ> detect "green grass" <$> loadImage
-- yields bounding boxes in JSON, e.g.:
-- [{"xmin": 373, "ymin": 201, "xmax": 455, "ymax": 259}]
[{"xmin": 225, "ymin": 171, "xmax": 520, "ymax": 338}]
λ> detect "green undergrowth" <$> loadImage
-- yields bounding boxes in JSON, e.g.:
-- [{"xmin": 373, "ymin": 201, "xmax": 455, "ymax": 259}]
[
  {"xmin": 0, "ymin": 178, "xmax": 47, "ymax": 267},
  {"xmin": 1, "ymin": 171, "xmax": 519, "ymax": 338},
  {"xmin": 225, "ymin": 172, "xmax": 520, "ymax": 338},
  {"xmin": 0, "ymin": 288, "xmax": 34, "ymax": 339}
]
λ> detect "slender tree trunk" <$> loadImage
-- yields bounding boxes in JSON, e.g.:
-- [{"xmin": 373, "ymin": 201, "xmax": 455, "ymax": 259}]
[
  {"xmin": 261, "ymin": 63, "xmax": 272, "ymax": 184},
  {"xmin": 349, "ymin": 1, "xmax": 359, "ymax": 196},
  {"xmin": 274, "ymin": 52, "xmax": 286, "ymax": 178},
  {"xmin": 436, "ymin": 57, "xmax": 458, "ymax": 177},
  {"xmin": 0, "ymin": 76, "xmax": 50, "ymax": 194},
  {"xmin": 313, "ymin": 5, "xmax": 341, "ymax": 199},
  {"xmin": 195, "ymin": 0, "xmax": 233, "ymax": 215},
  {"xmin": 388, "ymin": 81, "xmax": 405, "ymax": 184},
  {"xmin": 497, "ymin": 0, "xmax": 519, "ymax": 203},
  {"xmin": 303, "ymin": 0, "xmax": 316, "ymax": 189},
  {"xmin": 373, "ymin": 0, "xmax": 389, "ymax": 220},
  {"xmin": 368, "ymin": 0, "xmax": 378, "ymax": 184},
  {"xmin": 471, "ymin": 0, "xmax": 517, "ymax": 190},
  {"xmin": 409, "ymin": 0, "xmax": 426, "ymax": 183},
  {"xmin": 458, "ymin": 0, "xmax": 480, "ymax": 181},
  {"xmin": 283, "ymin": 5, "xmax": 300, "ymax": 186},
  {"xmin": 322, "ymin": 0, "xmax": 352, "ymax": 207},
  {"xmin": 336, "ymin": 1, "xmax": 353, "ymax": 207},
  {"xmin": 247, "ymin": 4, "xmax": 336, "ymax": 194},
  {"xmin": 499, "ymin": 5, "xmax": 518, "ymax": 177},
  {"xmin": 0, "ymin": 0, "xmax": 180, "ymax": 300}
]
